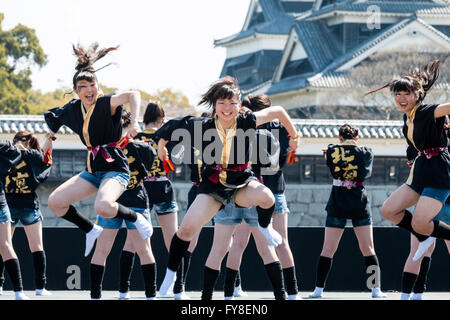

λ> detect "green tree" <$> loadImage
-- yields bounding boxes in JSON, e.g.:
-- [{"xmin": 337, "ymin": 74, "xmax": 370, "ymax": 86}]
[{"xmin": 0, "ymin": 13, "xmax": 47, "ymax": 114}]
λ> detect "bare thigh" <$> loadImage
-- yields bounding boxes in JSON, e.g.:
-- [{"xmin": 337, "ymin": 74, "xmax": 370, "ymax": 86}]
[
  {"xmin": 23, "ymin": 221, "xmax": 44, "ymax": 252},
  {"xmin": 412, "ymin": 196, "xmax": 444, "ymax": 235},
  {"xmin": 177, "ymin": 194, "xmax": 222, "ymax": 241},
  {"xmin": 94, "ymin": 178, "xmax": 126, "ymax": 218},
  {"xmin": 48, "ymin": 175, "xmax": 98, "ymax": 216},
  {"xmin": 381, "ymin": 184, "xmax": 420, "ymax": 224},
  {"xmin": 234, "ymin": 180, "xmax": 275, "ymax": 209}
]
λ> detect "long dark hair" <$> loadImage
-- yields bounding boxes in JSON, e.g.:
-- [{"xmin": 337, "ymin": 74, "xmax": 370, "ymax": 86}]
[
  {"xmin": 72, "ymin": 42, "xmax": 119, "ymax": 88},
  {"xmin": 365, "ymin": 60, "xmax": 441, "ymax": 103},
  {"xmin": 13, "ymin": 131, "xmax": 41, "ymax": 152},
  {"xmin": 241, "ymin": 94, "xmax": 271, "ymax": 112},
  {"xmin": 198, "ymin": 76, "xmax": 241, "ymax": 114}
]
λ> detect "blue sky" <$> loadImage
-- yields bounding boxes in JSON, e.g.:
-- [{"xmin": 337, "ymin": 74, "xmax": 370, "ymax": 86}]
[{"xmin": 1, "ymin": 0, "xmax": 250, "ymax": 105}]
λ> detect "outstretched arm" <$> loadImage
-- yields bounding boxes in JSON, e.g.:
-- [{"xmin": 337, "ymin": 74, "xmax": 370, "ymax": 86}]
[
  {"xmin": 111, "ymin": 91, "xmax": 141, "ymax": 137},
  {"xmin": 434, "ymin": 103, "xmax": 450, "ymax": 119},
  {"xmin": 254, "ymin": 106, "xmax": 299, "ymax": 152}
]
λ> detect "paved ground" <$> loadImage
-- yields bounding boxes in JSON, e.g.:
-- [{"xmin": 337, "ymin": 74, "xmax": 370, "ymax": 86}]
[{"xmin": 0, "ymin": 290, "xmax": 448, "ymax": 300}]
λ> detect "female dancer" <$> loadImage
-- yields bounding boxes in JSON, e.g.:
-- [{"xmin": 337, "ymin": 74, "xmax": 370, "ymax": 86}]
[
  {"xmin": 1, "ymin": 131, "xmax": 53, "ymax": 296},
  {"xmin": 90, "ymin": 110, "xmax": 156, "ymax": 300},
  {"xmin": 44, "ymin": 43, "xmax": 152, "ymax": 257},
  {"xmin": 0, "ymin": 140, "xmax": 31, "ymax": 299},
  {"xmin": 134, "ymin": 101, "xmax": 194, "ymax": 299},
  {"xmin": 366, "ymin": 60, "xmax": 450, "ymax": 257},
  {"xmin": 224, "ymin": 94, "xmax": 299, "ymax": 300},
  {"xmin": 156, "ymin": 76, "xmax": 299, "ymax": 295},
  {"xmin": 308, "ymin": 124, "xmax": 386, "ymax": 298},
  {"xmin": 400, "ymin": 147, "xmax": 450, "ymax": 300}
]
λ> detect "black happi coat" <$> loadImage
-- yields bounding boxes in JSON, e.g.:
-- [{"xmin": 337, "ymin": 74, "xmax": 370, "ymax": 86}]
[
  {"xmin": 44, "ymin": 94, "xmax": 128, "ymax": 174},
  {"xmin": 4, "ymin": 147, "xmax": 51, "ymax": 209},
  {"xmin": 0, "ymin": 141, "xmax": 22, "ymax": 207},
  {"xmin": 135, "ymin": 129, "xmax": 175, "ymax": 204},
  {"xmin": 156, "ymin": 111, "xmax": 257, "ymax": 190},
  {"xmin": 402, "ymin": 104, "xmax": 450, "ymax": 191},
  {"xmin": 325, "ymin": 140, "xmax": 374, "ymax": 219},
  {"xmin": 259, "ymin": 120, "xmax": 289, "ymax": 194},
  {"xmin": 117, "ymin": 140, "xmax": 155, "ymax": 209}
]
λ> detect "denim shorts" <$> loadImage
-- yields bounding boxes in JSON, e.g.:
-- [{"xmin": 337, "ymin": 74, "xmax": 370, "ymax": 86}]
[
  {"xmin": 412, "ymin": 204, "xmax": 450, "ymax": 225},
  {"xmin": 273, "ymin": 193, "xmax": 290, "ymax": 214},
  {"xmin": 214, "ymin": 203, "xmax": 258, "ymax": 227},
  {"xmin": 420, "ymin": 187, "xmax": 450, "ymax": 204},
  {"xmin": 79, "ymin": 170, "xmax": 130, "ymax": 190},
  {"xmin": 325, "ymin": 215, "xmax": 373, "ymax": 229},
  {"xmin": 10, "ymin": 207, "xmax": 43, "ymax": 226},
  {"xmin": 151, "ymin": 200, "xmax": 178, "ymax": 216},
  {"xmin": 0, "ymin": 205, "xmax": 11, "ymax": 224},
  {"xmin": 96, "ymin": 207, "xmax": 150, "ymax": 230}
]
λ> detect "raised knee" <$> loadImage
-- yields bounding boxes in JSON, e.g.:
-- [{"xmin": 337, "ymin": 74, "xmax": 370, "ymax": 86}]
[{"xmin": 94, "ymin": 200, "xmax": 115, "ymax": 218}]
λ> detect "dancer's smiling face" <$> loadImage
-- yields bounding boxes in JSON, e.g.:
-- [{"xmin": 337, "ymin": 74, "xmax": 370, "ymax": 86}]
[
  {"xmin": 214, "ymin": 94, "xmax": 240, "ymax": 128},
  {"xmin": 394, "ymin": 90, "xmax": 418, "ymax": 115},
  {"xmin": 75, "ymin": 79, "xmax": 99, "ymax": 107}
]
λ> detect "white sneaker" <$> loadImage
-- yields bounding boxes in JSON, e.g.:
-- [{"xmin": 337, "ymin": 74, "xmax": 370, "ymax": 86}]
[
  {"xmin": 159, "ymin": 269, "xmax": 177, "ymax": 296},
  {"xmin": 288, "ymin": 294, "xmax": 299, "ymax": 300},
  {"xmin": 233, "ymin": 286, "xmax": 248, "ymax": 297},
  {"xmin": 411, "ymin": 293, "xmax": 423, "ymax": 300},
  {"xmin": 35, "ymin": 288, "xmax": 52, "ymax": 296},
  {"xmin": 0, "ymin": 286, "xmax": 3, "ymax": 295},
  {"xmin": 413, "ymin": 237, "xmax": 436, "ymax": 261},
  {"xmin": 372, "ymin": 288, "xmax": 387, "ymax": 298},
  {"xmin": 258, "ymin": 223, "xmax": 282, "ymax": 247},
  {"xmin": 85, "ymin": 224, "xmax": 103, "ymax": 257},
  {"xmin": 401, "ymin": 292, "xmax": 411, "ymax": 300},
  {"xmin": 118, "ymin": 291, "xmax": 131, "ymax": 300},
  {"xmin": 134, "ymin": 214, "xmax": 153, "ymax": 240},
  {"xmin": 307, "ymin": 287, "xmax": 323, "ymax": 299},
  {"xmin": 224, "ymin": 296, "xmax": 233, "ymax": 300},
  {"xmin": 15, "ymin": 291, "xmax": 30, "ymax": 300},
  {"xmin": 174, "ymin": 291, "xmax": 190, "ymax": 300}
]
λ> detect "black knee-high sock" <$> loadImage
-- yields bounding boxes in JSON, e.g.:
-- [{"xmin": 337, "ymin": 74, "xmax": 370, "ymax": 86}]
[
  {"xmin": 235, "ymin": 269, "xmax": 241, "ymax": 287},
  {"xmin": 201, "ymin": 266, "xmax": 220, "ymax": 300},
  {"xmin": 402, "ymin": 272, "xmax": 418, "ymax": 294},
  {"xmin": 167, "ymin": 234, "xmax": 191, "ymax": 272},
  {"xmin": 0, "ymin": 255, "xmax": 4, "ymax": 287},
  {"xmin": 32, "ymin": 251, "xmax": 46, "ymax": 290},
  {"xmin": 224, "ymin": 267, "xmax": 239, "ymax": 298},
  {"xmin": 62, "ymin": 205, "xmax": 94, "ymax": 233},
  {"xmin": 4, "ymin": 259, "xmax": 23, "ymax": 292},
  {"xmin": 316, "ymin": 256, "xmax": 333, "ymax": 288},
  {"xmin": 119, "ymin": 251, "xmax": 135, "ymax": 293},
  {"xmin": 283, "ymin": 266, "xmax": 299, "ymax": 295},
  {"xmin": 173, "ymin": 257, "xmax": 185, "ymax": 294},
  {"xmin": 115, "ymin": 204, "xmax": 138, "ymax": 222},
  {"xmin": 90, "ymin": 264, "xmax": 105, "ymax": 299},
  {"xmin": 141, "ymin": 263, "xmax": 157, "ymax": 298},
  {"xmin": 256, "ymin": 204, "xmax": 275, "ymax": 228},
  {"xmin": 174, "ymin": 250, "xmax": 192, "ymax": 294},
  {"xmin": 430, "ymin": 220, "xmax": 450, "ymax": 240},
  {"xmin": 264, "ymin": 261, "xmax": 287, "ymax": 300},
  {"xmin": 397, "ymin": 210, "xmax": 429, "ymax": 242},
  {"xmin": 364, "ymin": 255, "xmax": 381, "ymax": 288},
  {"xmin": 413, "ymin": 257, "xmax": 431, "ymax": 294}
]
